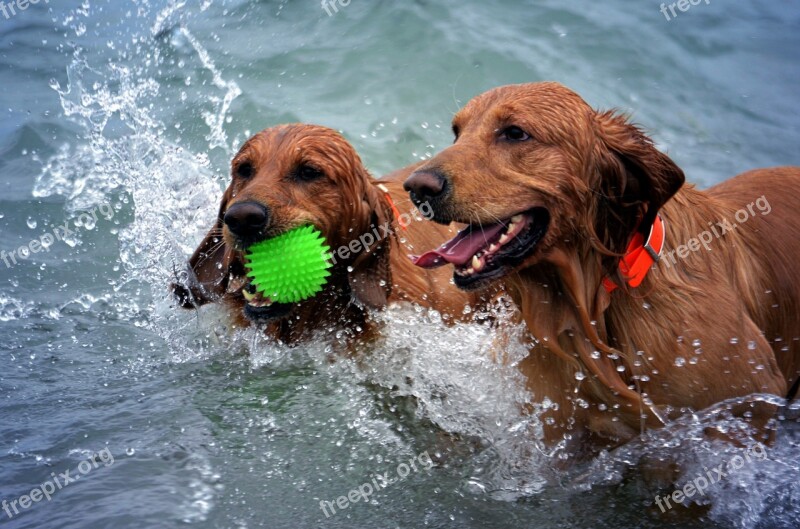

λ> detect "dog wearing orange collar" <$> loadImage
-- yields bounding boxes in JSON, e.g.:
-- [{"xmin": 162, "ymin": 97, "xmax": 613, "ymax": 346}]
[{"xmin": 404, "ymin": 82, "xmax": 800, "ymax": 454}]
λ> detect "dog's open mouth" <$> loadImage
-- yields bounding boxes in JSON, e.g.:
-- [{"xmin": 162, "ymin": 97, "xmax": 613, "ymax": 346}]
[
  {"xmin": 227, "ymin": 272, "xmax": 293, "ymax": 322},
  {"xmin": 411, "ymin": 207, "xmax": 549, "ymax": 289}
]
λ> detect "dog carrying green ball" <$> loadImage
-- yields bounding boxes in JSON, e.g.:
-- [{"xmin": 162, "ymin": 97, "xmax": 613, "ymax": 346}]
[{"xmin": 245, "ymin": 225, "xmax": 333, "ymax": 303}]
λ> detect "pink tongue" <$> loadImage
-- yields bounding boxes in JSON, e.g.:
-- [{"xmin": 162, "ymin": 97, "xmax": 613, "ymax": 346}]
[{"xmin": 411, "ymin": 223, "xmax": 506, "ymax": 269}]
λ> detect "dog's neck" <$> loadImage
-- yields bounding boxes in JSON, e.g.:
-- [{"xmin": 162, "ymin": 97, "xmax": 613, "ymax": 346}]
[
  {"xmin": 505, "ymin": 187, "xmax": 786, "ymax": 449},
  {"xmin": 505, "ymin": 245, "xmax": 667, "ymax": 446}
]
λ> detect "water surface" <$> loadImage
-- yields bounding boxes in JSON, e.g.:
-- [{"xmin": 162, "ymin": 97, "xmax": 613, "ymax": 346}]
[{"xmin": 1, "ymin": 1, "xmax": 799, "ymax": 528}]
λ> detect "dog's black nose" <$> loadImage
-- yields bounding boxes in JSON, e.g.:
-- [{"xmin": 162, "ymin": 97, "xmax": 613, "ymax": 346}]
[
  {"xmin": 224, "ymin": 201, "xmax": 269, "ymax": 238},
  {"xmin": 404, "ymin": 170, "xmax": 447, "ymax": 203}
]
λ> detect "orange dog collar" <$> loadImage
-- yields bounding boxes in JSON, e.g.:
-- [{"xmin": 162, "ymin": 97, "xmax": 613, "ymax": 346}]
[
  {"xmin": 603, "ymin": 214, "xmax": 666, "ymax": 293},
  {"xmin": 377, "ymin": 184, "xmax": 409, "ymax": 230}
]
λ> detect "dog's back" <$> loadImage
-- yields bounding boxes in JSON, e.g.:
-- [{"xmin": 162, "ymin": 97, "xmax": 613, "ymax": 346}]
[{"xmin": 708, "ymin": 166, "xmax": 800, "ymax": 392}]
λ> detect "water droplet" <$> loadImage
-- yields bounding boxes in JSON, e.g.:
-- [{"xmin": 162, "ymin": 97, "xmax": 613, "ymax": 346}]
[
  {"xmin": 26, "ymin": 217, "xmax": 37, "ymax": 229},
  {"xmin": 574, "ymin": 371, "xmax": 586, "ymax": 381},
  {"xmin": 126, "ymin": 448, "xmax": 135, "ymax": 456},
  {"xmin": 748, "ymin": 341, "xmax": 757, "ymax": 350},
  {"xmin": 674, "ymin": 357, "xmax": 686, "ymax": 367},
  {"xmin": 730, "ymin": 337, "xmax": 739, "ymax": 344}
]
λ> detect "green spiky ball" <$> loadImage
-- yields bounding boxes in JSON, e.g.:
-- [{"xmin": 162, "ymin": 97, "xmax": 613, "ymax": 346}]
[{"xmin": 245, "ymin": 225, "xmax": 333, "ymax": 303}]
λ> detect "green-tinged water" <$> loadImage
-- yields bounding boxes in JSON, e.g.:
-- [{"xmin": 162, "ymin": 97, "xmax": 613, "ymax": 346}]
[{"xmin": 1, "ymin": 1, "xmax": 799, "ymax": 528}]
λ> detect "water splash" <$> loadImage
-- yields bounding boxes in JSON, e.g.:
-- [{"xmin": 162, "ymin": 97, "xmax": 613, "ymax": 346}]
[{"xmin": 33, "ymin": 2, "xmax": 242, "ymax": 358}]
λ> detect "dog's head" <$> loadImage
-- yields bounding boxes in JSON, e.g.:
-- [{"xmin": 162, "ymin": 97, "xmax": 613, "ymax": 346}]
[
  {"xmin": 404, "ymin": 82, "xmax": 685, "ymax": 291},
  {"xmin": 172, "ymin": 124, "xmax": 393, "ymax": 323}
]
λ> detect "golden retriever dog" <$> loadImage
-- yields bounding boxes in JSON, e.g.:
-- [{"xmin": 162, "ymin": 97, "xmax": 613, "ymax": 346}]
[
  {"xmin": 172, "ymin": 123, "xmax": 483, "ymax": 344},
  {"xmin": 404, "ymin": 82, "xmax": 800, "ymax": 453}
]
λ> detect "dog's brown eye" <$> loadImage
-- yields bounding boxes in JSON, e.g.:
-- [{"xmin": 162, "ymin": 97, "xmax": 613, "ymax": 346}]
[
  {"xmin": 452, "ymin": 124, "xmax": 460, "ymax": 142},
  {"xmin": 236, "ymin": 162, "xmax": 254, "ymax": 179},
  {"xmin": 499, "ymin": 126, "xmax": 531, "ymax": 142},
  {"xmin": 295, "ymin": 164, "xmax": 325, "ymax": 182}
]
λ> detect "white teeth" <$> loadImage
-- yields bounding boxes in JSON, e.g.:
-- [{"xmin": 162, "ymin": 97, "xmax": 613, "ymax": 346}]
[
  {"xmin": 511, "ymin": 215, "xmax": 523, "ymax": 223},
  {"xmin": 499, "ymin": 233, "xmax": 510, "ymax": 244},
  {"xmin": 243, "ymin": 288, "xmax": 256, "ymax": 302},
  {"xmin": 466, "ymin": 267, "xmax": 475, "ymax": 275},
  {"xmin": 489, "ymin": 244, "xmax": 499, "ymax": 253},
  {"xmin": 472, "ymin": 255, "xmax": 483, "ymax": 271}
]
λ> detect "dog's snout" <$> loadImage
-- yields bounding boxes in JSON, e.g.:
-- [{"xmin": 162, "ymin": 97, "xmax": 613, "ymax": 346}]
[
  {"xmin": 404, "ymin": 170, "xmax": 447, "ymax": 203},
  {"xmin": 223, "ymin": 201, "xmax": 269, "ymax": 238}
]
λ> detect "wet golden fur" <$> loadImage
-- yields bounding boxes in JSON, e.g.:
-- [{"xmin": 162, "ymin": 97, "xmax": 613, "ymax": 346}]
[
  {"xmin": 173, "ymin": 124, "xmax": 483, "ymax": 344},
  {"xmin": 407, "ymin": 82, "xmax": 800, "ymax": 451}
]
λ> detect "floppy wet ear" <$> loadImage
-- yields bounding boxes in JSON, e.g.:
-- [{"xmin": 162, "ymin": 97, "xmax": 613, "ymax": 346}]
[
  {"xmin": 591, "ymin": 110, "xmax": 685, "ymax": 253},
  {"xmin": 171, "ymin": 189, "xmax": 234, "ymax": 308},
  {"xmin": 347, "ymin": 183, "xmax": 393, "ymax": 309}
]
